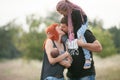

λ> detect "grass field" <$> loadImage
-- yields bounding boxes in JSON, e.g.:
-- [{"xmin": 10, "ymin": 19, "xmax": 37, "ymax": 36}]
[{"xmin": 0, "ymin": 54, "xmax": 120, "ymax": 80}]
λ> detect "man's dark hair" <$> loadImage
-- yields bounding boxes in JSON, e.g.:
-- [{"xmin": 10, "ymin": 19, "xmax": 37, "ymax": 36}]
[{"xmin": 60, "ymin": 16, "xmax": 68, "ymax": 26}]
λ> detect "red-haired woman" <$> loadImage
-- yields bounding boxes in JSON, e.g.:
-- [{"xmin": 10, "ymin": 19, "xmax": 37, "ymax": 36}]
[{"xmin": 40, "ymin": 23, "xmax": 72, "ymax": 80}]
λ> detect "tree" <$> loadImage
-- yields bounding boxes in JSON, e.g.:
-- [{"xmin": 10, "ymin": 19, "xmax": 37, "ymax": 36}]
[
  {"xmin": 17, "ymin": 14, "xmax": 46, "ymax": 60},
  {"xmin": 26, "ymin": 14, "xmax": 42, "ymax": 32},
  {"xmin": 108, "ymin": 26, "xmax": 120, "ymax": 53},
  {"xmin": 43, "ymin": 11, "xmax": 61, "ymax": 26},
  {"xmin": 89, "ymin": 19, "xmax": 117, "ymax": 58},
  {"xmin": 0, "ymin": 20, "xmax": 22, "ymax": 59},
  {"xmin": 19, "ymin": 32, "xmax": 46, "ymax": 60}
]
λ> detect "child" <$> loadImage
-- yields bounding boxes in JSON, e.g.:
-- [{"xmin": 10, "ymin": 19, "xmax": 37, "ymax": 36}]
[
  {"xmin": 51, "ymin": 48, "xmax": 72, "ymax": 64},
  {"xmin": 51, "ymin": 48, "xmax": 59, "ymax": 58}
]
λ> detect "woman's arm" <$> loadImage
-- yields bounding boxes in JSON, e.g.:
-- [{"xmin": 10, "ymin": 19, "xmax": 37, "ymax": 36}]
[
  {"xmin": 45, "ymin": 39, "xmax": 69, "ymax": 65},
  {"xmin": 59, "ymin": 51, "xmax": 72, "ymax": 68}
]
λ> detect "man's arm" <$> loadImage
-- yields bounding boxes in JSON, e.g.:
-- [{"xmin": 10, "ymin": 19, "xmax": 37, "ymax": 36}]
[{"xmin": 77, "ymin": 39, "xmax": 102, "ymax": 52}]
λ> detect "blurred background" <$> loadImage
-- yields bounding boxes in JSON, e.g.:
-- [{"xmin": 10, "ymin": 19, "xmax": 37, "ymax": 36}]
[{"xmin": 0, "ymin": 0, "xmax": 120, "ymax": 80}]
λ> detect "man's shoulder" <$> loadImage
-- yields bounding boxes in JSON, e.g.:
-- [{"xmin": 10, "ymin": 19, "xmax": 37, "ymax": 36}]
[
  {"xmin": 85, "ymin": 29, "xmax": 94, "ymax": 36},
  {"xmin": 85, "ymin": 29, "xmax": 96, "ymax": 42},
  {"xmin": 85, "ymin": 29, "xmax": 92, "ymax": 33}
]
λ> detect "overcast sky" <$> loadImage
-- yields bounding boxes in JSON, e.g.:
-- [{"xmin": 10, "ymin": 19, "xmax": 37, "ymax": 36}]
[{"xmin": 0, "ymin": 0, "xmax": 120, "ymax": 29}]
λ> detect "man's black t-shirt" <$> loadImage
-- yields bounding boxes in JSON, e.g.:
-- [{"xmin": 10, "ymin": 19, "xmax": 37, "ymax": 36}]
[
  {"xmin": 66, "ymin": 9, "xmax": 96, "ymax": 78},
  {"xmin": 66, "ymin": 30, "xmax": 96, "ymax": 78}
]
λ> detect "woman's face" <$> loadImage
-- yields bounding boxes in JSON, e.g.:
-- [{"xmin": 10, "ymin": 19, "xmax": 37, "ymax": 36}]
[{"xmin": 56, "ymin": 26, "xmax": 65, "ymax": 36}]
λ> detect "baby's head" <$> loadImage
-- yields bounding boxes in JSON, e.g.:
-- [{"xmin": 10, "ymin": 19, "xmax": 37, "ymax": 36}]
[{"xmin": 51, "ymin": 48, "xmax": 59, "ymax": 58}]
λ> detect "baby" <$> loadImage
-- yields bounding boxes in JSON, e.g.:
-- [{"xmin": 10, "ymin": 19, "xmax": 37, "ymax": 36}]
[{"xmin": 51, "ymin": 48, "xmax": 59, "ymax": 58}]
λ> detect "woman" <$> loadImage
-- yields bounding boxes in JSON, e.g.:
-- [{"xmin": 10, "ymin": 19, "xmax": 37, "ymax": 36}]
[{"xmin": 40, "ymin": 23, "xmax": 72, "ymax": 80}]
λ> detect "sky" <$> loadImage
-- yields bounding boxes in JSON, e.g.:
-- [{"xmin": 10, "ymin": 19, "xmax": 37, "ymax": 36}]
[{"xmin": 0, "ymin": 0, "xmax": 120, "ymax": 30}]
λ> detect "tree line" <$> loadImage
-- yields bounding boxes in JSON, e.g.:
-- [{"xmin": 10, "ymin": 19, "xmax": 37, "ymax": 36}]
[{"xmin": 0, "ymin": 11, "xmax": 120, "ymax": 60}]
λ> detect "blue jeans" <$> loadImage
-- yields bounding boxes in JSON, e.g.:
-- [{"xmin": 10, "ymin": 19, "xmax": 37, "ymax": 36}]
[
  {"xmin": 68, "ymin": 75, "xmax": 95, "ymax": 80},
  {"xmin": 77, "ymin": 21, "xmax": 90, "ymax": 60},
  {"xmin": 44, "ymin": 76, "xmax": 64, "ymax": 80}
]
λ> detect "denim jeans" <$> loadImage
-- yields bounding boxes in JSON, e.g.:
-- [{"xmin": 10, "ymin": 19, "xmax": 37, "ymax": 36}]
[
  {"xmin": 68, "ymin": 75, "xmax": 95, "ymax": 80},
  {"xmin": 77, "ymin": 21, "xmax": 90, "ymax": 60},
  {"xmin": 44, "ymin": 76, "xmax": 64, "ymax": 80}
]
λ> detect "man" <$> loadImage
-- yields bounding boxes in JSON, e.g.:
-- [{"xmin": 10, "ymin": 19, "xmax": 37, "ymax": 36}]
[{"xmin": 60, "ymin": 16, "xmax": 102, "ymax": 80}]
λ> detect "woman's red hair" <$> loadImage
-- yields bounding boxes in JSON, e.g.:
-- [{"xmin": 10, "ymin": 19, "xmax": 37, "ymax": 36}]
[
  {"xmin": 46, "ymin": 23, "xmax": 59, "ymax": 41},
  {"xmin": 43, "ymin": 23, "xmax": 59, "ymax": 49}
]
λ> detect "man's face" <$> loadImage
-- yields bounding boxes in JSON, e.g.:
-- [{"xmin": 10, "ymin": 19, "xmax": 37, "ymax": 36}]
[{"xmin": 60, "ymin": 23, "xmax": 68, "ymax": 34}]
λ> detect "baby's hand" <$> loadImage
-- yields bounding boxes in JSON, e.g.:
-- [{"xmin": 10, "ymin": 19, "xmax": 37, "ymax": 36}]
[{"xmin": 64, "ymin": 51, "xmax": 69, "ymax": 56}]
